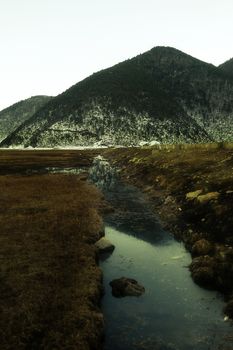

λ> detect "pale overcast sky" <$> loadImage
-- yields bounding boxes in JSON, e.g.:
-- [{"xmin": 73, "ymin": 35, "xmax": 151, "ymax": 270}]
[{"xmin": 0, "ymin": 0, "xmax": 232, "ymax": 111}]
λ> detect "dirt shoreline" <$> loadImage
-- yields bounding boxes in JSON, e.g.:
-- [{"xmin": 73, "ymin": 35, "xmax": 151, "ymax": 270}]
[{"xmin": 103, "ymin": 146, "xmax": 233, "ymax": 318}]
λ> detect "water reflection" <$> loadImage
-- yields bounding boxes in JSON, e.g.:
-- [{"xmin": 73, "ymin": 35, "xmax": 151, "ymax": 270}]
[
  {"xmin": 101, "ymin": 227, "xmax": 232, "ymax": 350},
  {"xmin": 89, "ymin": 155, "xmax": 171, "ymax": 244},
  {"xmin": 104, "ymin": 183, "xmax": 171, "ymax": 244}
]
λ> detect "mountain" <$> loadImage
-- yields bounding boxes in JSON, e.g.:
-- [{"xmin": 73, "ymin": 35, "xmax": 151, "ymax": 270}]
[
  {"xmin": 219, "ymin": 58, "xmax": 233, "ymax": 78},
  {"xmin": 0, "ymin": 96, "xmax": 53, "ymax": 143},
  {"xmin": 1, "ymin": 47, "xmax": 233, "ymax": 148}
]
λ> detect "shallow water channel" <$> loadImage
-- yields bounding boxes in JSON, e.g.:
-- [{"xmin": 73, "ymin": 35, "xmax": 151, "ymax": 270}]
[{"xmin": 89, "ymin": 157, "xmax": 233, "ymax": 350}]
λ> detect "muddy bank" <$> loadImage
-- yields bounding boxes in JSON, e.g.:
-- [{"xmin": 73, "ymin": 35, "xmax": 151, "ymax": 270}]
[
  {"xmin": 0, "ymin": 172, "xmax": 106, "ymax": 350},
  {"xmin": 103, "ymin": 147, "xmax": 233, "ymax": 316}
]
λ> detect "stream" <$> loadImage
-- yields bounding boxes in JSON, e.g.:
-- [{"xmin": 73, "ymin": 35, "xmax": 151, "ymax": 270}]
[{"xmin": 89, "ymin": 156, "xmax": 233, "ymax": 350}]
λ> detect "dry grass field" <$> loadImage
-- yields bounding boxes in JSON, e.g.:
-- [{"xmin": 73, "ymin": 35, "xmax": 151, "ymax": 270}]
[{"xmin": 0, "ymin": 170, "xmax": 105, "ymax": 350}]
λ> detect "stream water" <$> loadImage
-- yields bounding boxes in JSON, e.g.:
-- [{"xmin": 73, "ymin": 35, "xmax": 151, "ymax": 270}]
[{"xmin": 89, "ymin": 156, "xmax": 233, "ymax": 350}]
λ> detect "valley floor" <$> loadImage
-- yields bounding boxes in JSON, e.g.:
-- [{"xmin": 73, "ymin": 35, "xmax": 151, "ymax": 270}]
[{"xmin": 0, "ymin": 145, "xmax": 233, "ymax": 349}]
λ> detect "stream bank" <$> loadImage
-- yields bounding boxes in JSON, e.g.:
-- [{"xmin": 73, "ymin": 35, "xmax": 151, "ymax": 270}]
[
  {"xmin": 102, "ymin": 147, "xmax": 233, "ymax": 318},
  {"xmin": 89, "ymin": 156, "xmax": 233, "ymax": 350}
]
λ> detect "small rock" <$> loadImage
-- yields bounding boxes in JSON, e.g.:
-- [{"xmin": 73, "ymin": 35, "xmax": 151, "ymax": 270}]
[
  {"xmin": 94, "ymin": 237, "xmax": 115, "ymax": 253},
  {"xmin": 191, "ymin": 239, "xmax": 213, "ymax": 256},
  {"xmin": 186, "ymin": 189, "xmax": 203, "ymax": 200},
  {"xmin": 196, "ymin": 192, "xmax": 220, "ymax": 204},
  {"xmin": 109, "ymin": 277, "xmax": 145, "ymax": 297}
]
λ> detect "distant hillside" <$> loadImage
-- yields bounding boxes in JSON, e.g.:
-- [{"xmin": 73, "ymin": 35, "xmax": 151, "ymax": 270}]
[
  {"xmin": 1, "ymin": 47, "xmax": 233, "ymax": 148},
  {"xmin": 219, "ymin": 58, "xmax": 233, "ymax": 77},
  {"xmin": 0, "ymin": 96, "xmax": 53, "ymax": 143}
]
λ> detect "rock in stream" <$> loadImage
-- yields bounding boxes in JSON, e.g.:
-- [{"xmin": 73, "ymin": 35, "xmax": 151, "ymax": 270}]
[
  {"xmin": 95, "ymin": 237, "xmax": 115, "ymax": 253},
  {"xmin": 110, "ymin": 277, "xmax": 145, "ymax": 297}
]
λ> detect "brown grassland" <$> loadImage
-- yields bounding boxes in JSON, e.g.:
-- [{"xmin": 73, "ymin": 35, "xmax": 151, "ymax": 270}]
[{"xmin": 0, "ymin": 168, "xmax": 105, "ymax": 350}]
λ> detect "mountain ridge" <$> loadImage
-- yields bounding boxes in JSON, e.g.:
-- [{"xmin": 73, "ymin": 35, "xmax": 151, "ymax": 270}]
[
  {"xmin": 0, "ymin": 96, "xmax": 53, "ymax": 143},
  {"xmin": 1, "ymin": 46, "xmax": 233, "ymax": 147},
  {"xmin": 219, "ymin": 58, "xmax": 233, "ymax": 78}
]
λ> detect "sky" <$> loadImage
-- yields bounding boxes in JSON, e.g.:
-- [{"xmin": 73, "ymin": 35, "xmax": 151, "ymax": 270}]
[{"xmin": 0, "ymin": 0, "xmax": 232, "ymax": 111}]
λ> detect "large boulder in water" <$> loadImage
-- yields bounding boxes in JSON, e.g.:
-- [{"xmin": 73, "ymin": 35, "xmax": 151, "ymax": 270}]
[
  {"xmin": 110, "ymin": 277, "xmax": 145, "ymax": 297},
  {"xmin": 95, "ymin": 237, "xmax": 115, "ymax": 253}
]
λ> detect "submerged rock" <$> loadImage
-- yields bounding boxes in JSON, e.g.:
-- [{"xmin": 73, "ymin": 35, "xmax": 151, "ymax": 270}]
[
  {"xmin": 110, "ymin": 277, "xmax": 145, "ymax": 297},
  {"xmin": 191, "ymin": 239, "xmax": 213, "ymax": 256},
  {"xmin": 95, "ymin": 237, "xmax": 115, "ymax": 253}
]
